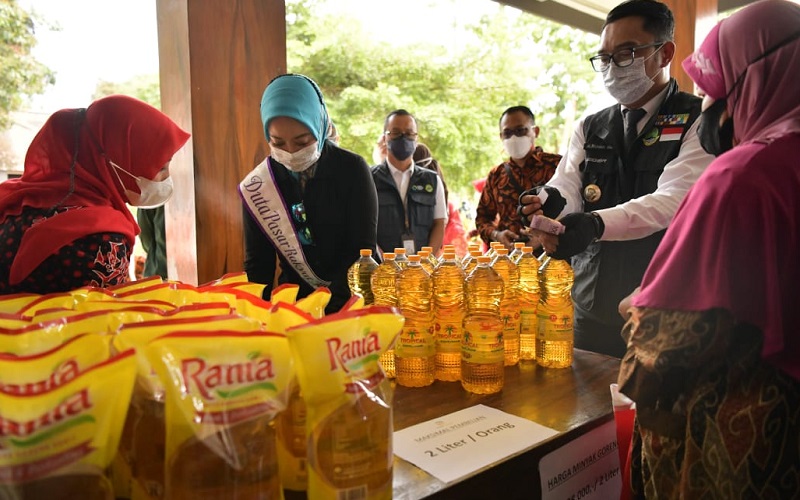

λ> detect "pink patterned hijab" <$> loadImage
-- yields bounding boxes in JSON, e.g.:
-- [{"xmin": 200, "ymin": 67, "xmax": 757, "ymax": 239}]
[
  {"xmin": 634, "ymin": 0, "xmax": 800, "ymax": 380},
  {"xmin": 682, "ymin": 0, "xmax": 800, "ymax": 144}
]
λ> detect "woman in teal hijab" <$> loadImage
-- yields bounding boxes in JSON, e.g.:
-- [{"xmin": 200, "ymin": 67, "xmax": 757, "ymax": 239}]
[{"xmin": 240, "ymin": 74, "xmax": 378, "ymax": 313}]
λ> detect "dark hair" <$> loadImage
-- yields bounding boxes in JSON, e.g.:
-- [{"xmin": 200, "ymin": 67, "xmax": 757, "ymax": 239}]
[
  {"xmin": 604, "ymin": 0, "xmax": 674, "ymax": 42},
  {"xmin": 499, "ymin": 106, "xmax": 535, "ymax": 128},
  {"xmin": 384, "ymin": 109, "xmax": 415, "ymax": 131}
]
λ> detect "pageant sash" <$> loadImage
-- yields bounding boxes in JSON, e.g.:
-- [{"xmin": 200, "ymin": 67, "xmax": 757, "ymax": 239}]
[{"xmin": 238, "ymin": 158, "xmax": 331, "ymax": 289}]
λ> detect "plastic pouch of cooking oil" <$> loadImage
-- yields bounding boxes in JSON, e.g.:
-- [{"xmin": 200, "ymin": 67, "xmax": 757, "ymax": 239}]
[
  {"xmin": 285, "ymin": 306, "xmax": 403, "ymax": 500},
  {"xmin": 146, "ymin": 330, "xmax": 294, "ymax": 499},
  {"xmin": 0, "ymin": 349, "xmax": 137, "ymax": 500},
  {"xmin": 112, "ymin": 314, "xmax": 263, "ymax": 499},
  {"xmin": 0, "ymin": 333, "xmax": 110, "ymax": 395}
]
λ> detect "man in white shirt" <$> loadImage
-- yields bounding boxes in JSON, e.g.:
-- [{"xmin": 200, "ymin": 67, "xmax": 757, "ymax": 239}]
[
  {"xmin": 519, "ymin": 0, "xmax": 714, "ymax": 357},
  {"xmin": 371, "ymin": 109, "xmax": 447, "ymax": 255}
]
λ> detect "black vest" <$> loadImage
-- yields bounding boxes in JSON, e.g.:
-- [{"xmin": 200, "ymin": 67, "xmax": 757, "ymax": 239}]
[
  {"xmin": 372, "ymin": 162, "xmax": 438, "ymax": 253},
  {"xmin": 573, "ymin": 79, "xmax": 702, "ymax": 326}
]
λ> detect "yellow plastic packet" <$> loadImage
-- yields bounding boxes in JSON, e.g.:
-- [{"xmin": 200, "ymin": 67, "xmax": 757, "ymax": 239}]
[
  {"xmin": 0, "ymin": 312, "xmax": 30, "ymax": 328},
  {"xmin": 0, "ymin": 350, "xmax": 137, "ymax": 499},
  {"xmin": 0, "ymin": 333, "xmax": 110, "ymax": 395},
  {"xmin": 113, "ymin": 315, "xmax": 263, "ymax": 500},
  {"xmin": 15, "ymin": 292, "xmax": 77, "ymax": 317},
  {"xmin": 341, "ymin": 294, "xmax": 365, "ymax": 312},
  {"xmin": 285, "ymin": 306, "xmax": 404, "ymax": 500},
  {"xmin": 198, "ymin": 272, "xmax": 250, "ymax": 288},
  {"xmin": 271, "ymin": 284, "xmax": 299, "ymax": 305},
  {"xmin": 293, "ymin": 287, "xmax": 331, "ymax": 320},
  {"xmin": 268, "ymin": 303, "xmax": 316, "ymax": 492},
  {"xmin": 0, "ymin": 309, "xmax": 121, "ymax": 356},
  {"xmin": 107, "ymin": 276, "xmax": 164, "ymax": 294},
  {"xmin": 146, "ymin": 330, "xmax": 295, "ymax": 499},
  {"xmin": 0, "ymin": 293, "xmax": 40, "ymax": 315}
]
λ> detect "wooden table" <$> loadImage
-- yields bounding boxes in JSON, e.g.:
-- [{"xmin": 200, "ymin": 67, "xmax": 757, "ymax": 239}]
[{"xmin": 391, "ymin": 349, "xmax": 622, "ymax": 499}]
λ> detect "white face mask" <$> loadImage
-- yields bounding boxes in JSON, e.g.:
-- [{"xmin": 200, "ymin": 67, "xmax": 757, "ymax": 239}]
[
  {"xmin": 270, "ymin": 141, "xmax": 320, "ymax": 172},
  {"xmin": 602, "ymin": 48, "xmax": 662, "ymax": 105},
  {"xmin": 503, "ymin": 135, "xmax": 533, "ymax": 159},
  {"xmin": 110, "ymin": 160, "xmax": 174, "ymax": 208}
]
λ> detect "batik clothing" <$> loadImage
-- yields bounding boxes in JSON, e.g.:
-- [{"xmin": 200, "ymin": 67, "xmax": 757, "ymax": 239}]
[
  {"xmin": 475, "ymin": 147, "xmax": 560, "ymax": 244},
  {"xmin": 620, "ymin": 307, "xmax": 800, "ymax": 499},
  {"xmin": 621, "ymin": 2, "xmax": 800, "ymax": 498},
  {"xmin": 0, "ymin": 207, "xmax": 131, "ymax": 294}
]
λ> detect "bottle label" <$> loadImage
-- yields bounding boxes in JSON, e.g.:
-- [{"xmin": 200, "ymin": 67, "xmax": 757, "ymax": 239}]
[
  {"xmin": 537, "ymin": 307, "xmax": 573, "ymax": 341},
  {"xmin": 462, "ymin": 320, "xmax": 504, "ymax": 364},
  {"xmin": 519, "ymin": 307, "xmax": 537, "ymax": 336},
  {"xmin": 499, "ymin": 305, "xmax": 520, "ymax": 337},
  {"xmin": 395, "ymin": 324, "xmax": 435, "ymax": 357},
  {"xmin": 434, "ymin": 319, "xmax": 463, "ymax": 351}
]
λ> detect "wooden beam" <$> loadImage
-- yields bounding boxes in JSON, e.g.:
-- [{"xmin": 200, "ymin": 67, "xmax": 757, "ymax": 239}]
[
  {"xmin": 156, "ymin": 0, "xmax": 286, "ymax": 285},
  {"xmin": 664, "ymin": 0, "xmax": 718, "ymax": 92}
]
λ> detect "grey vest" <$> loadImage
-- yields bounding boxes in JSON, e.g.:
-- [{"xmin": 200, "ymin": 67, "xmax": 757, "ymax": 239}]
[{"xmin": 573, "ymin": 79, "xmax": 702, "ymax": 326}]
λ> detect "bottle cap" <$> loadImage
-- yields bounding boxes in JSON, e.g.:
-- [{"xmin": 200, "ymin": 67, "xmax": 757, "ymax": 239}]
[
  {"xmin": 408, "ymin": 255, "xmax": 421, "ymax": 262},
  {"xmin": 360, "ymin": 249, "xmax": 372, "ymax": 256}
]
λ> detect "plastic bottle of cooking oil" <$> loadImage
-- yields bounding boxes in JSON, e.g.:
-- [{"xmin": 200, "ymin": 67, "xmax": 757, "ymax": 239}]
[
  {"xmin": 395, "ymin": 255, "xmax": 435, "ymax": 387},
  {"xmin": 461, "ymin": 255, "xmax": 504, "ymax": 394},
  {"xmin": 508, "ymin": 242, "xmax": 526, "ymax": 263},
  {"xmin": 393, "ymin": 248, "xmax": 409, "ymax": 270},
  {"xmin": 536, "ymin": 256, "xmax": 574, "ymax": 368},
  {"xmin": 461, "ymin": 243, "xmax": 480, "ymax": 266},
  {"xmin": 491, "ymin": 248, "xmax": 520, "ymax": 366},
  {"xmin": 346, "ymin": 249, "xmax": 379, "ymax": 304},
  {"xmin": 432, "ymin": 251, "xmax": 466, "ymax": 382},
  {"xmin": 462, "ymin": 248, "xmax": 484, "ymax": 276},
  {"xmin": 439, "ymin": 245, "xmax": 456, "ymax": 263},
  {"xmin": 417, "ymin": 250, "xmax": 435, "ymax": 275},
  {"xmin": 485, "ymin": 241, "xmax": 504, "ymax": 260},
  {"xmin": 516, "ymin": 246, "xmax": 540, "ymax": 361},
  {"xmin": 420, "ymin": 246, "xmax": 439, "ymax": 269},
  {"xmin": 371, "ymin": 253, "xmax": 400, "ymax": 378}
]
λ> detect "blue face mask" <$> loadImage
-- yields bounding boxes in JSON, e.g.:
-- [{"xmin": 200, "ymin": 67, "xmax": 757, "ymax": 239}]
[{"xmin": 387, "ymin": 136, "xmax": 415, "ymax": 161}]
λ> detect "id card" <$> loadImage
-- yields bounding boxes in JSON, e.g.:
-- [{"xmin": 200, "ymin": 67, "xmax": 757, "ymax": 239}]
[{"xmin": 402, "ymin": 231, "xmax": 416, "ymax": 254}]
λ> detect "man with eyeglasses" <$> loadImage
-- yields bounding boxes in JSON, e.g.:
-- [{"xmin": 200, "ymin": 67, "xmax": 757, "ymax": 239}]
[
  {"xmin": 371, "ymin": 109, "xmax": 447, "ymax": 255},
  {"xmin": 518, "ymin": 0, "xmax": 714, "ymax": 358},
  {"xmin": 476, "ymin": 106, "xmax": 561, "ymax": 251}
]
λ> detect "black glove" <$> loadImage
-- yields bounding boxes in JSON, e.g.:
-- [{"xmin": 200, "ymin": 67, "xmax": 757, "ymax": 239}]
[
  {"xmin": 517, "ymin": 186, "xmax": 567, "ymax": 225},
  {"xmin": 550, "ymin": 212, "xmax": 605, "ymax": 260}
]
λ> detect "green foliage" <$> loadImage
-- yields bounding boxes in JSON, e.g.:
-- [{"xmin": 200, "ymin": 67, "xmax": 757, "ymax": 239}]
[
  {"xmin": 0, "ymin": 0, "xmax": 55, "ymax": 130},
  {"xmin": 93, "ymin": 74, "xmax": 161, "ymax": 108},
  {"xmin": 286, "ymin": 0, "xmax": 603, "ymax": 198}
]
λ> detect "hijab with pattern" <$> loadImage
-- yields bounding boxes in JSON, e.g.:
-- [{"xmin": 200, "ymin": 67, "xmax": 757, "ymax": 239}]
[
  {"xmin": 0, "ymin": 94, "xmax": 189, "ymax": 285},
  {"xmin": 634, "ymin": 0, "xmax": 800, "ymax": 380}
]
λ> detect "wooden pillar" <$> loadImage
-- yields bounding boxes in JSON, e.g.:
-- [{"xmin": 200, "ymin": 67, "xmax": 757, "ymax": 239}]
[
  {"xmin": 156, "ymin": 0, "xmax": 286, "ymax": 285},
  {"xmin": 664, "ymin": 0, "xmax": 718, "ymax": 92}
]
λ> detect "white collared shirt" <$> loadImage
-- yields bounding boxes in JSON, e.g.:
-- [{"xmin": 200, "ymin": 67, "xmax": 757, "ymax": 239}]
[
  {"xmin": 547, "ymin": 83, "xmax": 714, "ymax": 241},
  {"xmin": 387, "ymin": 160, "xmax": 448, "ymax": 221}
]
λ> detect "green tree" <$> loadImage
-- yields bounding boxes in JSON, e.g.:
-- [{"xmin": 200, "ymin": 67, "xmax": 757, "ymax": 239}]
[
  {"xmin": 286, "ymin": 0, "xmax": 602, "ymax": 199},
  {"xmin": 93, "ymin": 74, "xmax": 161, "ymax": 107},
  {"xmin": 0, "ymin": 0, "xmax": 55, "ymax": 130}
]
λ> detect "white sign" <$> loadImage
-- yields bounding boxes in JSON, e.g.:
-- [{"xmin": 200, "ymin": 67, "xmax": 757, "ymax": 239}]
[
  {"xmin": 393, "ymin": 404, "xmax": 558, "ymax": 484},
  {"xmin": 539, "ymin": 419, "xmax": 621, "ymax": 500}
]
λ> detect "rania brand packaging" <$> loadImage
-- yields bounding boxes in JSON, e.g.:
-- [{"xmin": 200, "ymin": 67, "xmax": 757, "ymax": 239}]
[{"xmin": 146, "ymin": 330, "xmax": 294, "ymax": 499}]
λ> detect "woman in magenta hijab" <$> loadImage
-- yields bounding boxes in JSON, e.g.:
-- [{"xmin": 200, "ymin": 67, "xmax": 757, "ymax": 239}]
[{"xmin": 617, "ymin": 0, "xmax": 800, "ymax": 497}]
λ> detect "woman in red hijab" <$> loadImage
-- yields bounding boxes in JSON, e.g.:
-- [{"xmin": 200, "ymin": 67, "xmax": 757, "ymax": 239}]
[
  {"xmin": 0, "ymin": 95, "xmax": 189, "ymax": 294},
  {"xmin": 617, "ymin": 1, "xmax": 800, "ymax": 497}
]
